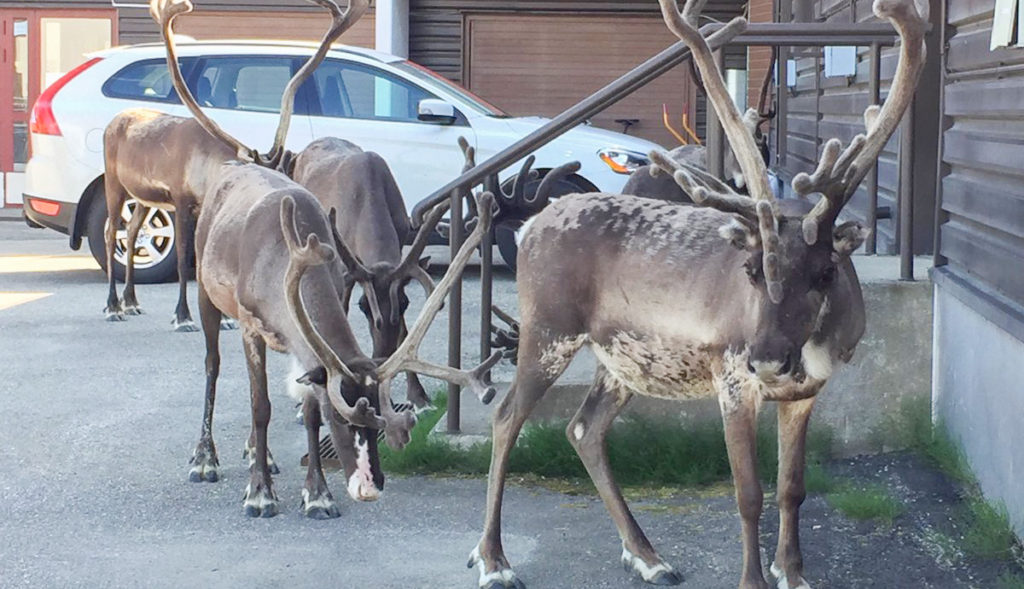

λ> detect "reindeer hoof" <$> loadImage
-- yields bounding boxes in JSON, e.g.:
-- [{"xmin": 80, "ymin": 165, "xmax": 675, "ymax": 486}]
[
  {"xmin": 220, "ymin": 318, "xmax": 238, "ymax": 331},
  {"xmin": 469, "ymin": 546, "xmax": 525, "ymax": 589},
  {"xmin": 301, "ymin": 489, "xmax": 341, "ymax": 519},
  {"xmin": 172, "ymin": 318, "xmax": 199, "ymax": 332},
  {"xmin": 243, "ymin": 484, "xmax": 279, "ymax": 518},
  {"xmin": 105, "ymin": 309, "xmax": 125, "ymax": 322},
  {"xmin": 621, "ymin": 548, "xmax": 682, "ymax": 586},
  {"xmin": 188, "ymin": 443, "xmax": 220, "ymax": 483},
  {"xmin": 770, "ymin": 562, "xmax": 811, "ymax": 589},
  {"xmin": 122, "ymin": 304, "xmax": 143, "ymax": 316}
]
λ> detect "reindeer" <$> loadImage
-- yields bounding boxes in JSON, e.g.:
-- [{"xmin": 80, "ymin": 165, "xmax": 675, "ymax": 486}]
[
  {"xmin": 101, "ymin": 0, "xmax": 363, "ymax": 331},
  {"xmin": 469, "ymin": 0, "xmax": 926, "ymax": 586},
  {"xmin": 151, "ymin": 0, "xmax": 502, "ymax": 517},
  {"xmin": 289, "ymin": 136, "xmax": 440, "ymax": 410}
]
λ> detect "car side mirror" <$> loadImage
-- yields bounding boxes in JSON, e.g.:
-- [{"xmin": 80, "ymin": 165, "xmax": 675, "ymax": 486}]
[{"xmin": 418, "ymin": 99, "xmax": 457, "ymax": 125}]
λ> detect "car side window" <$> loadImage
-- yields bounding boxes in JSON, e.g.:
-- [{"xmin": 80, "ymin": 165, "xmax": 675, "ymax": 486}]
[
  {"xmin": 311, "ymin": 60, "xmax": 435, "ymax": 123},
  {"xmin": 102, "ymin": 58, "xmax": 196, "ymax": 102},
  {"xmin": 194, "ymin": 56, "xmax": 296, "ymax": 113}
]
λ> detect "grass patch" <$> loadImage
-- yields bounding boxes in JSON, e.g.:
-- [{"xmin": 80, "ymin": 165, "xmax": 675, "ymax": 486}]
[
  {"xmin": 963, "ymin": 497, "xmax": 1018, "ymax": 560},
  {"xmin": 825, "ymin": 483, "xmax": 905, "ymax": 524},
  {"xmin": 381, "ymin": 393, "xmax": 834, "ymax": 491},
  {"xmin": 998, "ymin": 571, "xmax": 1024, "ymax": 589}
]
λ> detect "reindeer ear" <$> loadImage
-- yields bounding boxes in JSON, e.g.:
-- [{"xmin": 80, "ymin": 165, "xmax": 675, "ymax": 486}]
[
  {"xmin": 833, "ymin": 221, "xmax": 870, "ymax": 257},
  {"xmin": 718, "ymin": 218, "xmax": 760, "ymax": 250},
  {"xmin": 297, "ymin": 366, "xmax": 328, "ymax": 387}
]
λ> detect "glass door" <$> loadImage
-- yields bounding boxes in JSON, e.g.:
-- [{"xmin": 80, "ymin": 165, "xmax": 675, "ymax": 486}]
[{"xmin": 0, "ymin": 10, "xmax": 114, "ymax": 205}]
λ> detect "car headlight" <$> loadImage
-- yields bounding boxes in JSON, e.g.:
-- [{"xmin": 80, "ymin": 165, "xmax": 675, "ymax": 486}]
[{"xmin": 597, "ymin": 148, "xmax": 650, "ymax": 175}]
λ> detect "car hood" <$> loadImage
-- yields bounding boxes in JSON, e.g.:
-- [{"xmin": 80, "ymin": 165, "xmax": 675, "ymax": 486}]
[{"xmin": 499, "ymin": 116, "xmax": 664, "ymax": 154}]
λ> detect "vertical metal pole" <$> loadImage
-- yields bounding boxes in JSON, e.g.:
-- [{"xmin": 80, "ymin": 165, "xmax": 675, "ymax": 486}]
[
  {"xmin": 706, "ymin": 50, "xmax": 726, "ymax": 179},
  {"xmin": 446, "ymin": 186, "xmax": 463, "ymax": 433},
  {"xmin": 480, "ymin": 176, "xmax": 497, "ymax": 373},
  {"xmin": 865, "ymin": 42, "xmax": 881, "ymax": 254},
  {"xmin": 899, "ymin": 100, "xmax": 915, "ymax": 281}
]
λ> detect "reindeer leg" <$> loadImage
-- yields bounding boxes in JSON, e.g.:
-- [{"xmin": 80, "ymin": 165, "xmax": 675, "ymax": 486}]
[
  {"xmin": 719, "ymin": 381, "xmax": 769, "ymax": 589},
  {"xmin": 104, "ymin": 189, "xmax": 128, "ymax": 321},
  {"xmin": 171, "ymin": 204, "xmax": 198, "ymax": 332},
  {"xmin": 120, "ymin": 203, "xmax": 146, "ymax": 315},
  {"xmin": 188, "ymin": 282, "xmax": 221, "ymax": 483},
  {"xmin": 471, "ymin": 330, "xmax": 579, "ymax": 589},
  {"xmin": 770, "ymin": 397, "xmax": 817, "ymax": 589},
  {"xmin": 568, "ymin": 368, "xmax": 682, "ymax": 586},
  {"xmin": 244, "ymin": 429, "xmax": 280, "ymax": 475},
  {"xmin": 241, "ymin": 329, "xmax": 278, "ymax": 518},
  {"xmin": 300, "ymin": 396, "xmax": 341, "ymax": 519},
  {"xmin": 323, "ymin": 402, "xmax": 380, "ymax": 502}
]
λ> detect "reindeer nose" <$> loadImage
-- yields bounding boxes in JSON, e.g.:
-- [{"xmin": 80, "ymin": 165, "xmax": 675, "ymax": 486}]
[{"xmin": 747, "ymin": 353, "xmax": 792, "ymax": 379}]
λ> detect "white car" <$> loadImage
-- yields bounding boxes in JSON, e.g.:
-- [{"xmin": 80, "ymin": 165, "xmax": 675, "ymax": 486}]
[{"xmin": 23, "ymin": 40, "xmax": 660, "ymax": 280}]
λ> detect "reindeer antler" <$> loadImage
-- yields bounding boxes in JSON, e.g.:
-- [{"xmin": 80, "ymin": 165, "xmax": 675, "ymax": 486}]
[
  {"xmin": 385, "ymin": 201, "xmax": 450, "ymax": 323},
  {"xmin": 327, "ymin": 207, "xmax": 384, "ymax": 329},
  {"xmin": 376, "ymin": 191, "xmax": 501, "ymax": 405},
  {"xmin": 654, "ymin": 0, "xmax": 787, "ymax": 302},
  {"xmin": 152, "ymin": 0, "xmax": 367, "ymax": 168},
  {"xmin": 280, "ymin": 196, "xmax": 386, "ymax": 430},
  {"xmin": 797, "ymin": 0, "xmax": 928, "ymax": 243}
]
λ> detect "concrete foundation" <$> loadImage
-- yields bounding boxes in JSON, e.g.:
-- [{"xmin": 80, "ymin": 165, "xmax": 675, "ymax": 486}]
[
  {"xmin": 932, "ymin": 280, "xmax": 1024, "ymax": 539},
  {"xmin": 434, "ymin": 255, "xmax": 934, "ymax": 457}
]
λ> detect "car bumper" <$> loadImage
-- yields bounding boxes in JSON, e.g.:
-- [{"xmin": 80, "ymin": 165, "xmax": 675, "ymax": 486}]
[{"xmin": 23, "ymin": 195, "xmax": 77, "ymax": 235}]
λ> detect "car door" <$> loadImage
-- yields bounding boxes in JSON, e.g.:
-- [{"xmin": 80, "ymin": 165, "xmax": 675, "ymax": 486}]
[
  {"xmin": 183, "ymin": 54, "xmax": 315, "ymax": 155},
  {"xmin": 305, "ymin": 59, "xmax": 475, "ymax": 212}
]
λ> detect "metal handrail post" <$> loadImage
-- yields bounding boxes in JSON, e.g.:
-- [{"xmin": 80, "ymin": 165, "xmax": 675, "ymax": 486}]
[
  {"xmin": 865, "ymin": 42, "xmax": 881, "ymax": 254},
  {"xmin": 899, "ymin": 100, "xmax": 915, "ymax": 281},
  {"xmin": 706, "ymin": 50, "xmax": 726, "ymax": 179},
  {"xmin": 446, "ymin": 186, "xmax": 463, "ymax": 433}
]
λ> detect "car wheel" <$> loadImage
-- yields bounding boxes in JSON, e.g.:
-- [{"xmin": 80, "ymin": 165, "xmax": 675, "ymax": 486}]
[
  {"xmin": 495, "ymin": 175, "xmax": 591, "ymax": 272},
  {"xmin": 85, "ymin": 197, "xmax": 179, "ymax": 284}
]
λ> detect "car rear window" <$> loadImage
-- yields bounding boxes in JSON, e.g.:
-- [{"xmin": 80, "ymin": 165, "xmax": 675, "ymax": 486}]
[{"xmin": 102, "ymin": 58, "xmax": 196, "ymax": 103}]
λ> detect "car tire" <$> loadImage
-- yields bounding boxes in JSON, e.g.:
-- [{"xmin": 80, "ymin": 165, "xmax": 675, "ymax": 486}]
[
  {"xmin": 85, "ymin": 196, "xmax": 179, "ymax": 284},
  {"xmin": 495, "ymin": 175, "xmax": 591, "ymax": 272}
]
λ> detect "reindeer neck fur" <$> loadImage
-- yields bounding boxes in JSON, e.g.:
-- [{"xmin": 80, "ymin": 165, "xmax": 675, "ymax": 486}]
[
  {"xmin": 293, "ymin": 137, "xmax": 411, "ymax": 267},
  {"xmin": 517, "ymin": 193, "xmax": 865, "ymax": 405},
  {"xmin": 195, "ymin": 163, "xmax": 368, "ymax": 367},
  {"xmin": 104, "ymin": 109, "xmax": 236, "ymax": 210}
]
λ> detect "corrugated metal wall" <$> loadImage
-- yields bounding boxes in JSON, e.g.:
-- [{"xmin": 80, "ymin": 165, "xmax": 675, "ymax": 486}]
[{"xmin": 938, "ymin": 0, "xmax": 1024, "ymax": 308}]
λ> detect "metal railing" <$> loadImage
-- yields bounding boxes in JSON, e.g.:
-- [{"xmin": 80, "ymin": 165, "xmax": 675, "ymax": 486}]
[{"xmin": 415, "ymin": 21, "xmax": 910, "ymax": 433}]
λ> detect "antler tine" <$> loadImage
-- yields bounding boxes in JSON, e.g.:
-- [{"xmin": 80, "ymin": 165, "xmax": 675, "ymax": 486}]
[
  {"xmin": 151, "ymin": 0, "xmax": 258, "ymax": 162},
  {"xmin": 756, "ymin": 201, "xmax": 784, "ymax": 303},
  {"xmin": 327, "ymin": 207, "xmax": 384, "ymax": 329},
  {"xmin": 268, "ymin": 0, "xmax": 369, "ymax": 167},
  {"xmin": 528, "ymin": 161, "xmax": 582, "ymax": 206},
  {"xmin": 388, "ymin": 200, "xmax": 449, "ymax": 285},
  {"xmin": 508, "ymin": 156, "xmax": 539, "ymax": 206},
  {"xmin": 649, "ymin": 149, "xmax": 757, "ymax": 218},
  {"xmin": 458, "ymin": 135, "xmax": 476, "ymax": 173},
  {"xmin": 376, "ymin": 192, "xmax": 500, "ymax": 403},
  {"xmin": 657, "ymin": 0, "xmax": 774, "ymax": 205},
  {"xmin": 376, "ymin": 378, "xmax": 417, "ymax": 450},
  {"xmin": 280, "ymin": 197, "xmax": 385, "ymax": 430}
]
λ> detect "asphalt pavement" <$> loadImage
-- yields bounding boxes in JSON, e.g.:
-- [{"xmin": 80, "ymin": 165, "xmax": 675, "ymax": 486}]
[{"xmin": 0, "ymin": 218, "xmax": 1012, "ymax": 588}]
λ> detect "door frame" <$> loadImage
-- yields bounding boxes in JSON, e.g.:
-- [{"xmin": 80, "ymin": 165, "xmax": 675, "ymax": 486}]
[{"xmin": 0, "ymin": 8, "xmax": 117, "ymax": 174}]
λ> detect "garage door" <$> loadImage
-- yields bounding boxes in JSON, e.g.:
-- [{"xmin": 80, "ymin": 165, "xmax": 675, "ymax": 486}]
[
  {"xmin": 175, "ymin": 11, "xmax": 375, "ymax": 47},
  {"xmin": 465, "ymin": 14, "xmax": 696, "ymax": 148}
]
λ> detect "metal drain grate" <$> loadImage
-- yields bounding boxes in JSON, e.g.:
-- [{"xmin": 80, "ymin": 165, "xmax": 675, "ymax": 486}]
[{"xmin": 300, "ymin": 402, "xmax": 415, "ymax": 469}]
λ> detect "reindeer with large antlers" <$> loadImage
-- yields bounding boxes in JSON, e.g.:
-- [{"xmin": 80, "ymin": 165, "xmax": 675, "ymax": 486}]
[
  {"xmin": 469, "ymin": 0, "xmax": 927, "ymax": 586},
  {"xmin": 100, "ymin": 0, "xmax": 363, "ymax": 330},
  {"xmin": 288, "ymin": 136, "xmax": 445, "ymax": 410}
]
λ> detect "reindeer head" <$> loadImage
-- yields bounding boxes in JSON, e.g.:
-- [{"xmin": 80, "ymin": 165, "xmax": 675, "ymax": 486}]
[{"xmin": 655, "ymin": 0, "xmax": 926, "ymax": 381}]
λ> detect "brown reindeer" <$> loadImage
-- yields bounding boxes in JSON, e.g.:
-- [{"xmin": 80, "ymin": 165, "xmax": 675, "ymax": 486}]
[
  {"xmin": 290, "ymin": 136, "xmax": 441, "ymax": 410},
  {"xmin": 469, "ymin": 0, "xmax": 927, "ymax": 586},
  {"xmin": 101, "ymin": 0, "xmax": 364, "ymax": 331},
  {"xmin": 151, "ymin": 0, "xmax": 501, "ymax": 518}
]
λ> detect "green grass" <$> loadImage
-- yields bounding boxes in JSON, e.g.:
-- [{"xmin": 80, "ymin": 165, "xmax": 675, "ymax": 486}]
[
  {"xmin": 963, "ymin": 497, "xmax": 1019, "ymax": 560},
  {"xmin": 998, "ymin": 571, "xmax": 1024, "ymax": 589},
  {"xmin": 380, "ymin": 393, "xmax": 834, "ymax": 490},
  {"xmin": 825, "ymin": 483, "xmax": 905, "ymax": 525}
]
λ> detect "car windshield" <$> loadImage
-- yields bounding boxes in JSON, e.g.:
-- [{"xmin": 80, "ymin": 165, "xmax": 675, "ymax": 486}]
[{"xmin": 393, "ymin": 61, "xmax": 509, "ymax": 118}]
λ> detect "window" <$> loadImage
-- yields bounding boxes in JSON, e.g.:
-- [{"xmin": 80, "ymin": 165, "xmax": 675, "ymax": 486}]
[
  {"xmin": 991, "ymin": 0, "xmax": 1023, "ymax": 49},
  {"xmin": 103, "ymin": 58, "xmax": 195, "ymax": 102},
  {"xmin": 195, "ymin": 56, "xmax": 296, "ymax": 113},
  {"xmin": 310, "ymin": 60, "xmax": 435, "ymax": 122}
]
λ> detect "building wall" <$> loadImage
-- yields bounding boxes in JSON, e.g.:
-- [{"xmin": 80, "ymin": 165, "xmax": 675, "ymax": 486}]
[{"xmin": 932, "ymin": 0, "xmax": 1024, "ymax": 539}]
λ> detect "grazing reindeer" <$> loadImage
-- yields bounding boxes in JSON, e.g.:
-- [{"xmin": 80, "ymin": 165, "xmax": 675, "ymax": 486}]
[
  {"xmin": 101, "ymin": 0, "xmax": 362, "ymax": 330},
  {"xmin": 469, "ymin": 0, "xmax": 926, "ymax": 586},
  {"xmin": 290, "ymin": 136, "xmax": 441, "ymax": 409}
]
